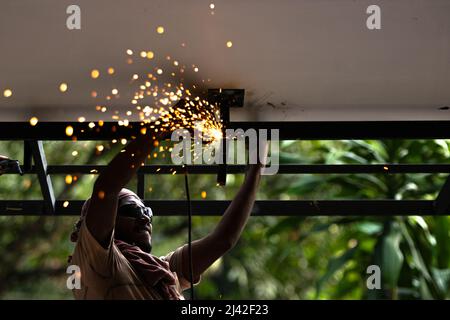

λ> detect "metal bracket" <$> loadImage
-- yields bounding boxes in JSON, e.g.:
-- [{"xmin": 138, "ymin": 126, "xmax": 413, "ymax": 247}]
[
  {"xmin": 208, "ymin": 89, "xmax": 245, "ymax": 186},
  {"xmin": 28, "ymin": 140, "xmax": 56, "ymax": 214}
]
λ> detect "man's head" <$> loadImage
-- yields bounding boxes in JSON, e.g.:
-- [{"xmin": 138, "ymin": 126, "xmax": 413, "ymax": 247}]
[
  {"xmin": 115, "ymin": 189, "xmax": 153, "ymax": 253},
  {"xmin": 73, "ymin": 189, "xmax": 154, "ymax": 253}
]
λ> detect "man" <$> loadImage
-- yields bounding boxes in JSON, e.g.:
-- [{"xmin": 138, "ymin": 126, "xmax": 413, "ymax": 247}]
[{"xmin": 70, "ymin": 128, "xmax": 264, "ymax": 299}]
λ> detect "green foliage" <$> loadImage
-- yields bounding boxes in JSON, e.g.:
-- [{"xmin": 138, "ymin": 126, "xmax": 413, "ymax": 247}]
[{"xmin": 0, "ymin": 139, "xmax": 449, "ymax": 299}]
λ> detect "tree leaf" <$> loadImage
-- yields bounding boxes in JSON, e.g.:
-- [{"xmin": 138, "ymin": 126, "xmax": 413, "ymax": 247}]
[
  {"xmin": 434, "ymin": 216, "xmax": 450, "ymax": 269},
  {"xmin": 316, "ymin": 246, "xmax": 358, "ymax": 298},
  {"xmin": 432, "ymin": 268, "xmax": 450, "ymax": 296},
  {"xmin": 380, "ymin": 222, "xmax": 404, "ymax": 289},
  {"xmin": 355, "ymin": 221, "xmax": 383, "ymax": 235},
  {"xmin": 265, "ymin": 217, "xmax": 304, "ymax": 238},
  {"xmin": 407, "ymin": 216, "xmax": 436, "ymax": 246}
]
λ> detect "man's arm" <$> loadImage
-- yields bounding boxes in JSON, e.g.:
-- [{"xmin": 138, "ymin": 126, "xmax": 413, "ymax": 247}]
[
  {"xmin": 181, "ymin": 163, "xmax": 263, "ymax": 281},
  {"xmin": 85, "ymin": 131, "xmax": 160, "ymax": 247}
]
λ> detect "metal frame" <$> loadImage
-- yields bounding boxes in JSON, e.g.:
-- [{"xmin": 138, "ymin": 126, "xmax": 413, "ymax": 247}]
[
  {"xmin": 1, "ymin": 121, "xmax": 450, "ymax": 216},
  {"xmin": 0, "ymin": 199, "xmax": 436, "ymax": 216},
  {"xmin": 27, "ymin": 140, "xmax": 56, "ymax": 214},
  {"xmin": 2, "ymin": 121, "xmax": 450, "ymax": 140}
]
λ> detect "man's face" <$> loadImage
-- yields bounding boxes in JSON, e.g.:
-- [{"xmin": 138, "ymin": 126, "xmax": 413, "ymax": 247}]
[{"xmin": 115, "ymin": 202, "xmax": 153, "ymax": 253}]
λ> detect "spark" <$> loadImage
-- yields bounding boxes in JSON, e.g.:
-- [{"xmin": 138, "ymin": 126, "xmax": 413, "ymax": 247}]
[
  {"xmin": 66, "ymin": 126, "xmax": 74, "ymax": 136},
  {"xmin": 63, "ymin": 201, "xmax": 70, "ymax": 208},
  {"xmin": 226, "ymin": 41, "xmax": 233, "ymax": 48},
  {"xmin": 89, "ymin": 44, "xmax": 224, "ymax": 159},
  {"xmin": 108, "ymin": 67, "xmax": 115, "ymax": 75},
  {"xmin": 65, "ymin": 175, "xmax": 73, "ymax": 185},
  {"xmin": 156, "ymin": 26, "xmax": 165, "ymax": 34},
  {"xmin": 59, "ymin": 83, "xmax": 68, "ymax": 92},
  {"xmin": 29, "ymin": 117, "xmax": 39, "ymax": 126},
  {"xmin": 210, "ymin": 3, "xmax": 215, "ymax": 9},
  {"xmin": 3, "ymin": 89, "xmax": 12, "ymax": 98},
  {"xmin": 91, "ymin": 69, "xmax": 100, "ymax": 79}
]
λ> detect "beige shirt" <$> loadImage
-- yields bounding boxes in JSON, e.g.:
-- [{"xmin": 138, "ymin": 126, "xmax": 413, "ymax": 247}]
[{"xmin": 71, "ymin": 220, "xmax": 198, "ymax": 299}]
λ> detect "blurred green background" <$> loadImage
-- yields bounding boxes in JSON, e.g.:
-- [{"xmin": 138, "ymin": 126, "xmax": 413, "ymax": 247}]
[{"xmin": 0, "ymin": 138, "xmax": 449, "ymax": 299}]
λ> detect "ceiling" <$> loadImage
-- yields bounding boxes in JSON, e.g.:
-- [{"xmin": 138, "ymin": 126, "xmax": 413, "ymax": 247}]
[{"xmin": 1, "ymin": 0, "xmax": 450, "ymax": 121}]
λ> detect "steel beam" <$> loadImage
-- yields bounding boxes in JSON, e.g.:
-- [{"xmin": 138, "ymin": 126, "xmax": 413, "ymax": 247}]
[
  {"xmin": 0, "ymin": 200, "xmax": 441, "ymax": 216},
  {"xmin": 137, "ymin": 172, "xmax": 145, "ymax": 199},
  {"xmin": 2, "ymin": 121, "xmax": 450, "ymax": 140},
  {"xmin": 23, "ymin": 141, "xmax": 32, "ymax": 173},
  {"xmin": 434, "ymin": 176, "xmax": 450, "ymax": 214},
  {"xmin": 8, "ymin": 164, "xmax": 450, "ymax": 175}
]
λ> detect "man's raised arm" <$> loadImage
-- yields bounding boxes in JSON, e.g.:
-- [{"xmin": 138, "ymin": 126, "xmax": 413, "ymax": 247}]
[
  {"xmin": 85, "ymin": 131, "xmax": 160, "ymax": 247},
  {"xmin": 182, "ymin": 162, "xmax": 264, "ymax": 281}
]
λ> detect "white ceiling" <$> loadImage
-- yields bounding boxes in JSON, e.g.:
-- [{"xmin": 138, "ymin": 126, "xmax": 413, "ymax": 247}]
[{"xmin": 0, "ymin": 0, "xmax": 450, "ymax": 121}]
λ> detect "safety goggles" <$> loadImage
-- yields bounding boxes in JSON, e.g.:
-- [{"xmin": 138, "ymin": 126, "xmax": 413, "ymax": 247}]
[{"xmin": 118, "ymin": 204, "xmax": 153, "ymax": 223}]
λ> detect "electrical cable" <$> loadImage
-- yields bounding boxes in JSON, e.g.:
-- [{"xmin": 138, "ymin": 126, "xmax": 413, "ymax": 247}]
[{"xmin": 184, "ymin": 166, "xmax": 195, "ymax": 300}]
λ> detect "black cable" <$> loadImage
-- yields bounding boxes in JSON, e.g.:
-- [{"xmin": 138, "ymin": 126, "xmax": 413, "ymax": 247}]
[{"xmin": 184, "ymin": 167, "xmax": 195, "ymax": 300}]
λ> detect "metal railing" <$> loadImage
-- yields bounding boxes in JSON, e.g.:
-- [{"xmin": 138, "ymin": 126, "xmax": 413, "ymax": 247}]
[{"xmin": 1, "ymin": 121, "xmax": 450, "ymax": 216}]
